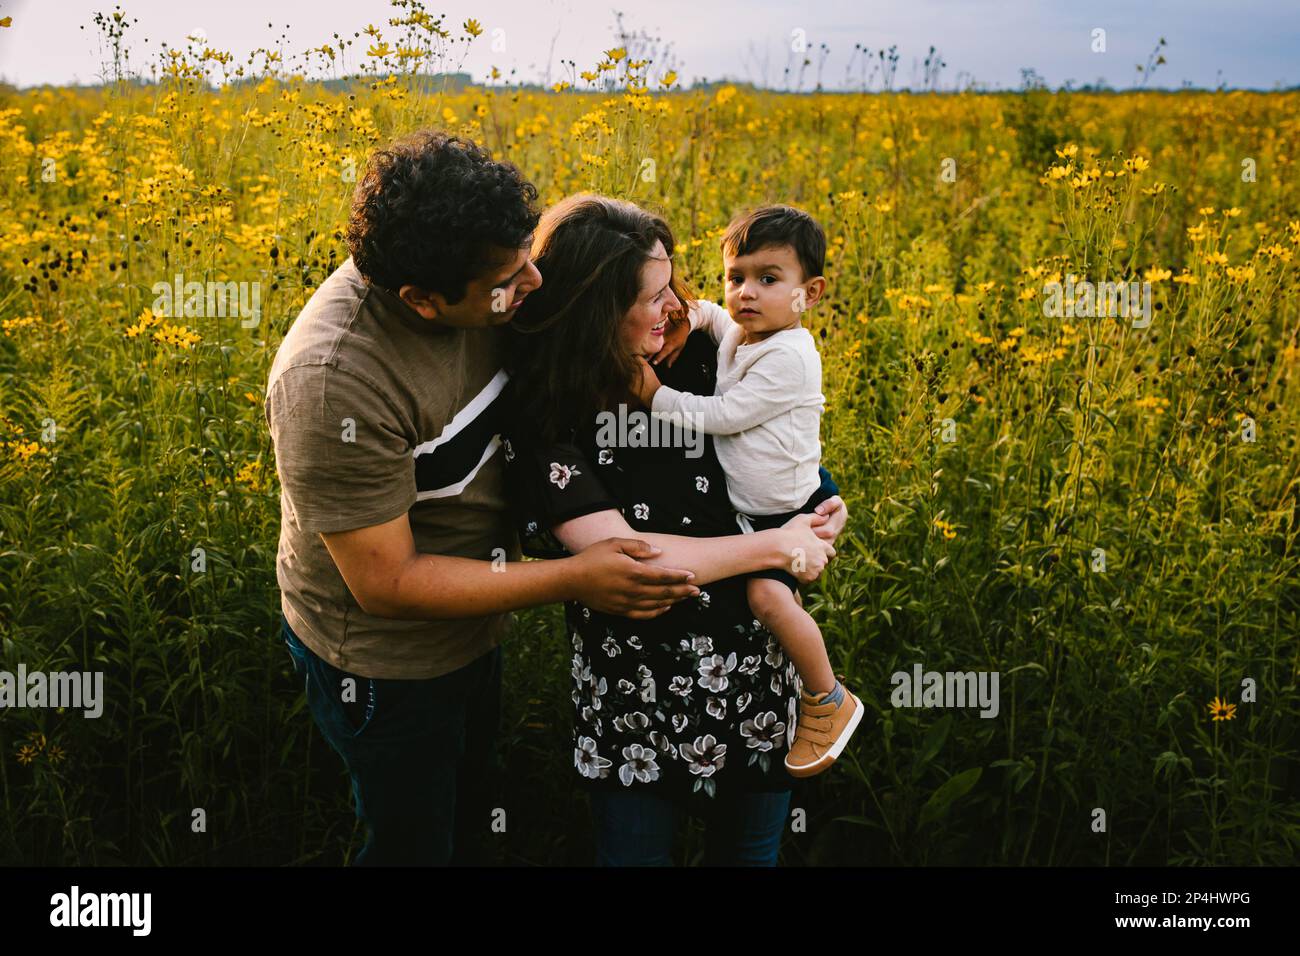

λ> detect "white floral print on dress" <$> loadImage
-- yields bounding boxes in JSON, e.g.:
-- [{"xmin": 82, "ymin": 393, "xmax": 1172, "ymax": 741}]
[
  {"xmin": 740, "ymin": 711, "xmax": 786, "ymax": 751},
  {"xmin": 697, "ymin": 652, "xmax": 737, "ymax": 692},
  {"xmin": 679, "ymin": 734, "xmax": 727, "ymax": 777},
  {"xmin": 613, "ymin": 711, "xmax": 650, "ymax": 734},
  {"xmin": 618, "ymin": 744, "xmax": 661, "ymax": 786},
  {"xmin": 575, "ymin": 736, "xmax": 612, "ymax": 779},
  {"xmin": 549, "ymin": 462, "xmax": 582, "ymax": 489}
]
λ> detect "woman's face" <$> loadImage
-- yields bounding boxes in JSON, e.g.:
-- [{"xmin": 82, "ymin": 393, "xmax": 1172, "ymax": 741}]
[{"xmin": 621, "ymin": 239, "xmax": 681, "ymax": 357}]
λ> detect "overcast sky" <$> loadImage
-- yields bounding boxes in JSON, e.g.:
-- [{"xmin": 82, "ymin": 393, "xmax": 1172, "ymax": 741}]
[{"xmin": 1, "ymin": 0, "xmax": 1296, "ymax": 91}]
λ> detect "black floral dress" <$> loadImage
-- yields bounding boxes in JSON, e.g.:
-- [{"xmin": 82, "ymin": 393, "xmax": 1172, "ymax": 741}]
[{"xmin": 501, "ymin": 330, "xmax": 802, "ymax": 802}]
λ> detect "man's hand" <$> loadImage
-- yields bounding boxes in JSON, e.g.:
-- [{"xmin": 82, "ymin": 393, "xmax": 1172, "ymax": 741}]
[
  {"xmin": 568, "ymin": 537, "xmax": 700, "ymax": 619},
  {"xmin": 634, "ymin": 355, "xmax": 662, "ymax": 408},
  {"xmin": 651, "ymin": 313, "xmax": 690, "ymax": 367}
]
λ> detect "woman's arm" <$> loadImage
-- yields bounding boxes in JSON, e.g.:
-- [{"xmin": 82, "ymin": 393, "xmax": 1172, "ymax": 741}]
[{"xmin": 552, "ymin": 508, "xmax": 834, "ymax": 587}]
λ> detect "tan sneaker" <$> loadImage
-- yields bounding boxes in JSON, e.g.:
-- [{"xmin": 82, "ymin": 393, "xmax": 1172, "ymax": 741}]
[{"xmin": 784, "ymin": 681, "xmax": 863, "ymax": 778}]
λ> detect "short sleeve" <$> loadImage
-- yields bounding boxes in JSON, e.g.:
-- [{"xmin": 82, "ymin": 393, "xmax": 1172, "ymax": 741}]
[
  {"xmin": 502, "ymin": 426, "xmax": 620, "ymax": 559},
  {"xmin": 266, "ymin": 364, "xmax": 416, "ymax": 534}
]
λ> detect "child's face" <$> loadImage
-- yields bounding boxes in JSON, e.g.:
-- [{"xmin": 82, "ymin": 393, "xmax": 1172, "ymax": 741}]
[{"xmin": 723, "ymin": 243, "xmax": 822, "ymax": 340}]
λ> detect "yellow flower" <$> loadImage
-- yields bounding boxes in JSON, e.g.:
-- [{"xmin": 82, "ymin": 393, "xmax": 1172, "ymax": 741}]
[
  {"xmin": 236, "ymin": 460, "xmax": 268, "ymax": 492},
  {"xmin": 1123, "ymin": 155, "xmax": 1149, "ymax": 173},
  {"xmin": 2, "ymin": 315, "xmax": 40, "ymax": 336},
  {"xmin": 1207, "ymin": 696, "xmax": 1237, "ymax": 721},
  {"xmin": 17, "ymin": 745, "xmax": 37, "ymax": 766},
  {"xmin": 881, "ymin": 136, "xmax": 895, "ymax": 151},
  {"xmin": 152, "ymin": 322, "xmax": 201, "ymax": 349},
  {"xmin": 605, "ymin": 47, "xmax": 627, "ymax": 62},
  {"xmin": 660, "ymin": 71, "xmax": 677, "ymax": 88},
  {"xmin": 462, "ymin": 19, "xmax": 483, "ymax": 38},
  {"xmin": 1144, "ymin": 267, "xmax": 1172, "ymax": 283},
  {"xmin": 7, "ymin": 440, "xmax": 48, "ymax": 463}
]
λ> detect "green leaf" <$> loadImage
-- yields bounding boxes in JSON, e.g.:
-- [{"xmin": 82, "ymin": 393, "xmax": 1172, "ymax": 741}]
[
  {"xmin": 919, "ymin": 766, "xmax": 982, "ymax": 826},
  {"xmin": 912, "ymin": 712, "xmax": 953, "ymax": 780}
]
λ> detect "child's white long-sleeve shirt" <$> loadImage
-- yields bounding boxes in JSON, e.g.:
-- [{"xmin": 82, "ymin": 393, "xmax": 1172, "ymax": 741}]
[{"xmin": 650, "ymin": 299, "xmax": 825, "ymax": 516}]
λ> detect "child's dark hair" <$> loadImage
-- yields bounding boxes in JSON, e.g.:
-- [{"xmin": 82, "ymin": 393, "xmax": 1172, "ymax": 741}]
[
  {"xmin": 346, "ymin": 129, "xmax": 540, "ymax": 303},
  {"xmin": 720, "ymin": 204, "xmax": 826, "ymax": 282}
]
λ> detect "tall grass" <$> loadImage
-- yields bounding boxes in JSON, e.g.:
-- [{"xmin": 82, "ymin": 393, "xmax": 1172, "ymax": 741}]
[{"xmin": 0, "ymin": 4, "xmax": 1295, "ymax": 864}]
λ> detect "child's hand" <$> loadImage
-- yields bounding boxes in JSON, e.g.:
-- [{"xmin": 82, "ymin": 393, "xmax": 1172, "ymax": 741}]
[
  {"xmin": 634, "ymin": 355, "xmax": 662, "ymax": 408},
  {"xmin": 651, "ymin": 312, "xmax": 690, "ymax": 367}
]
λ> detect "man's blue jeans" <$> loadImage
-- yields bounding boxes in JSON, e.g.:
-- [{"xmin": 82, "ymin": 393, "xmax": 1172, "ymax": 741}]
[
  {"xmin": 282, "ymin": 618, "xmax": 501, "ymax": 866},
  {"xmin": 588, "ymin": 788, "xmax": 792, "ymax": 866}
]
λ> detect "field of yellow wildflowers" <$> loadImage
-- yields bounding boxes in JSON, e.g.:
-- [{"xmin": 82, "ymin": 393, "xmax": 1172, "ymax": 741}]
[{"xmin": 0, "ymin": 4, "xmax": 1297, "ymax": 865}]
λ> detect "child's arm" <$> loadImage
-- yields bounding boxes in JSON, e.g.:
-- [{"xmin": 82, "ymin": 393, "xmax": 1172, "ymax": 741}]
[
  {"xmin": 650, "ymin": 300, "xmax": 730, "ymax": 367},
  {"xmin": 691, "ymin": 299, "xmax": 732, "ymax": 345},
  {"xmin": 641, "ymin": 345, "xmax": 810, "ymax": 436}
]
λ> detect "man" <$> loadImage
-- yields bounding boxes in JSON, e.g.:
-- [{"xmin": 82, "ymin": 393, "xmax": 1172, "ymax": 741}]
[{"xmin": 266, "ymin": 130, "xmax": 702, "ymax": 865}]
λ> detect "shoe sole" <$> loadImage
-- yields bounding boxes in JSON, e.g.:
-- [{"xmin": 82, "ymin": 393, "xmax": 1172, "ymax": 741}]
[{"xmin": 785, "ymin": 693, "xmax": 864, "ymax": 778}]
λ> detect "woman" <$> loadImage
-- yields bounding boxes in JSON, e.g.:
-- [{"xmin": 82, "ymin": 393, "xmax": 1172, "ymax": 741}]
[{"xmin": 501, "ymin": 194, "xmax": 849, "ymax": 866}]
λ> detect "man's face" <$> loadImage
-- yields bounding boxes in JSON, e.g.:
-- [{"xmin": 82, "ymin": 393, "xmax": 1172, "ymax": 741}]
[{"xmin": 400, "ymin": 241, "xmax": 543, "ymax": 329}]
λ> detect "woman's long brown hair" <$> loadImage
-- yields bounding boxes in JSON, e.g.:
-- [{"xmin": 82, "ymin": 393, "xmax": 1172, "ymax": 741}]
[{"xmin": 504, "ymin": 193, "xmax": 695, "ymax": 444}]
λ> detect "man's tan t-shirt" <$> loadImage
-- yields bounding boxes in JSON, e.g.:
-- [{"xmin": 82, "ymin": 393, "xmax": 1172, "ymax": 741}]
[{"xmin": 265, "ymin": 257, "xmax": 522, "ymax": 679}]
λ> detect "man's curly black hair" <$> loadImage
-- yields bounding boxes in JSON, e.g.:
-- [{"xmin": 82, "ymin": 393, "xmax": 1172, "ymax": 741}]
[{"xmin": 346, "ymin": 129, "xmax": 540, "ymax": 303}]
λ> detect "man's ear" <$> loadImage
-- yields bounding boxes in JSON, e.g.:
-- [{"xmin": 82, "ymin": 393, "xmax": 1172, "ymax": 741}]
[
  {"xmin": 803, "ymin": 276, "xmax": 827, "ymax": 309},
  {"xmin": 398, "ymin": 284, "xmax": 445, "ymax": 320}
]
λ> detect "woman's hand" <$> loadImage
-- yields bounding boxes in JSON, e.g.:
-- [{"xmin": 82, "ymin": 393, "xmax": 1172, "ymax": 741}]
[
  {"xmin": 775, "ymin": 512, "xmax": 836, "ymax": 584},
  {"xmin": 811, "ymin": 495, "xmax": 849, "ymax": 545}
]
